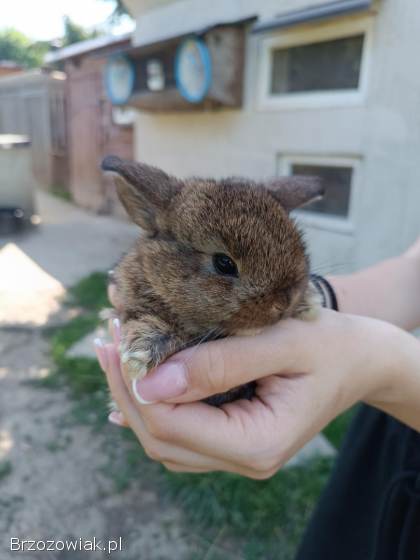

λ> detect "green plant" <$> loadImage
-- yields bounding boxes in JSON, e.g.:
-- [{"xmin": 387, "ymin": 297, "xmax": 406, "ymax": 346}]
[
  {"xmin": 62, "ymin": 16, "xmax": 100, "ymax": 47},
  {"xmin": 323, "ymin": 407, "xmax": 356, "ymax": 449},
  {"xmin": 50, "ymin": 186, "xmax": 72, "ymax": 203},
  {"xmin": 0, "ymin": 460, "xmax": 12, "ymax": 481},
  {"xmin": 66, "ymin": 271, "xmax": 109, "ymax": 312},
  {"xmin": 40, "ymin": 272, "xmax": 110, "ymax": 427},
  {"xmin": 0, "ymin": 28, "xmax": 49, "ymax": 68}
]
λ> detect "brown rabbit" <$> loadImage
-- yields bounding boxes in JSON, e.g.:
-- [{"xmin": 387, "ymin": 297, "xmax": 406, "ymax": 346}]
[{"xmin": 102, "ymin": 156, "xmax": 323, "ymax": 406}]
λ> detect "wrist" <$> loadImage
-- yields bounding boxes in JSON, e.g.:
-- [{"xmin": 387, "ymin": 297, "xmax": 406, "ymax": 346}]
[{"xmin": 363, "ymin": 323, "xmax": 420, "ymax": 415}]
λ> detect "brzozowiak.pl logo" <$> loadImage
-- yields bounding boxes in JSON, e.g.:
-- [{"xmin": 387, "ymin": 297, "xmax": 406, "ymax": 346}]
[{"xmin": 10, "ymin": 537, "xmax": 123, "ymax": 554}]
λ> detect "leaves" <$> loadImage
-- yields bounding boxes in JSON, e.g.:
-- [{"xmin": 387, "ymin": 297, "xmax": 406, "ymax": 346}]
[
  {"xmin": 0, "ymin": 29, "xmax": 49, "ymax": 68},
  {"xmin": 62, "ymin": 15, "xmax": 100, "ymax": 47}
]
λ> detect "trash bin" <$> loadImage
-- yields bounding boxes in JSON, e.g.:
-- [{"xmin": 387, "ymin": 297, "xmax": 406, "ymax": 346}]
[{"xmin": 0, "ymin": 134, "xmax": 36, "ymax": 234}]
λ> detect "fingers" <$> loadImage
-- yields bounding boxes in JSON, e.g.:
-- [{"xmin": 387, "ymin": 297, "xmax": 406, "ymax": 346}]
[
  {"xmin": 133, "ymin": 317, "xmax": 316, "ymax": 404},
  {"xmin": 108, "ymin": 410, "xmax": 129, "ymax": 427},
  {"xmin": 109, "ymin": 317, "xmax": 121, "ymax": 347},
  {"xmin": 107, "ymin": 281, "xmax": 123, "ymax": 312},
  {"xmin": 104, "ymin": 343, "xmax": 154, "ymax": 429},
  {"xmin": 134, "ymin": 388, "xmax": 285, "ymax": 471},
  {"xmin": 102, "ymin": 345, "xmax": 276, "ymax": 477}
]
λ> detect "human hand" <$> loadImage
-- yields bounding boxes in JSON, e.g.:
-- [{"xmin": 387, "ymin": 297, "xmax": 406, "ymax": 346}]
[{"xmin": 95, "ymin": 306, "xmax": 419, "ymax": 478}]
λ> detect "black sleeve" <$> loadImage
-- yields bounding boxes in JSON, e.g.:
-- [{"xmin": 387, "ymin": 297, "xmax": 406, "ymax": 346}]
[{"xmin": 295, "ymin": 405, "xmax": 420, "ymax": 560}]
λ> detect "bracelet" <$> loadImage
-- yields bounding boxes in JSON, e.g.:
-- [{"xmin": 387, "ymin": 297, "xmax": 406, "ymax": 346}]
[{"xmin": 310, "ymin": 273, "xmax": 339, "ymax": 311}]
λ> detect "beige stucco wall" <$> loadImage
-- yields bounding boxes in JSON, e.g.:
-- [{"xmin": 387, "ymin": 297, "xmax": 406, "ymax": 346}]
[
  {"xmin": 126, "ymin": 0, "xmax": 420, "ymax": 272},
  {"xmin": 126, "ymin": 0, "xmax": 344, "ymax": 30}
]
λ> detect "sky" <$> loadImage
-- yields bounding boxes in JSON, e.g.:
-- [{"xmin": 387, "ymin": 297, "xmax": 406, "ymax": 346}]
[{"xmin": 1, "ymin": 0, "xmax": 134, "ymax": 41}]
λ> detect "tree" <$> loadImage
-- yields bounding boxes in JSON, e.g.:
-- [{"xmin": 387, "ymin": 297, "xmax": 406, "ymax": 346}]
[
  {"xmin": 62, "ymin": 16, "xmax": 100, "ymax": 47},
  {"xmin": 102, "ymin": 0, "xmax": 131, "ymax": 22},
  {"xmin": 0, "ymin": 29, "xmax": 49, "ymax": 68}
]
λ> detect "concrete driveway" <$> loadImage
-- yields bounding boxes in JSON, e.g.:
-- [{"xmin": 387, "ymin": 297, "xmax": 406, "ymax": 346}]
[{"xmin": 0, "ymin": 190, "xmax": 137, "ymax": 327}]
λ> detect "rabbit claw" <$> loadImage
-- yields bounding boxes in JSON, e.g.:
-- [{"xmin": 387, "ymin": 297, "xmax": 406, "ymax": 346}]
[{"xmin": 121, "ymin": 348, "xmax": 152, "ymax": 380}]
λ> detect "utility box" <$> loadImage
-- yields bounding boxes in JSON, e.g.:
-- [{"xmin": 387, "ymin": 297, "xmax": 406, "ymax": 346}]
[{"xmin": 0, "ymin": 135, "xmax": 36, "ymax": 233}]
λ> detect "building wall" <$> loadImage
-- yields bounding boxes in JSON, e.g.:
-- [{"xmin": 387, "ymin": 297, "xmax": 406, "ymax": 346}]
[
  {"xmin": 128, "ymin": 0, "xmax": 420, "ymax": 272},
  {"xmin": 65, "ymin": 50, "xmax": 134, "ymax": 216},
  {"xmin": 0, "ymin": 70, "xmax": 68, "ymax": 191},
  {"xmin": 129, "ymin": 0, "xmax": 335, "ymax": 45},
  {"xmin": 0, "ymin": 66, "xmax": 23, "ymax": 78}
]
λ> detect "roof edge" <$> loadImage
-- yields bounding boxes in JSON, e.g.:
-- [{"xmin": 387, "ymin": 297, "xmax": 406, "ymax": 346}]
[
  {"xmin": 44, "ymin": 32, "xmax": 133, "ymax": 64},
  {"xmin": 252, "ymin": 0, "xmax": 374, "ymax": 34}
]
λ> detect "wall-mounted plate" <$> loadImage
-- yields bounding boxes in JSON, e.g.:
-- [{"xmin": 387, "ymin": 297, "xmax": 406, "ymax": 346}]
[
  {"xmin": 104, "ymin": 55, "xmax": 136, "ymax": 106},
  {"xmin": 175, "ymin": 37, "xmax": 212, "ymax": 103}
]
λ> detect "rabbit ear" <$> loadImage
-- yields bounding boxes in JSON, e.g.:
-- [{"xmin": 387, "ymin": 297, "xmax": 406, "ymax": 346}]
[
  {"xmin": 102, "ymin": 156, "xmax": 181, "ymax": 233},
  {"xmin": 265, "ymin": 176, "xmax": 324, "ymax": 213}
]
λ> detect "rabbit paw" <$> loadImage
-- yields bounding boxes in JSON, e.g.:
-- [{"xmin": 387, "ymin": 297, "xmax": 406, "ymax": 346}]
[
  {"xmin": 120, "ymin": 346, "xmax": 153, "ymax": 380},
  {"xmin": 119, "ymin": 323, "xmax": 180, "ymax": 382}
]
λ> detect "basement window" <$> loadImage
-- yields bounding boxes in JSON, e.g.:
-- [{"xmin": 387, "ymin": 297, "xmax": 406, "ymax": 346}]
[
  {"xmin": 278, "ymin": 155, "xmax": 360, "ymax": 232},
  {"xmin": 291, "ymin": 162, "xmax": 353, "ymax": 217}
]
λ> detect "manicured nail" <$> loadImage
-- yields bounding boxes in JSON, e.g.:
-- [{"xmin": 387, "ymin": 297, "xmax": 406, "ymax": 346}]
[
  {"xmin": 94, "ymin": 338, "xmax": 108, "ymax": 370},
  {"xmin": 132, "ymin": 362, "xmax": 188, "ymax": 404},
  {"xmin": 112, "ymin": 318, "xmax": 121, "ymax": 345},
  {"xmin": 132, "ymin": 379, "xmax": 155, "ymax": 405},
  {"xmin": 108, "ymin": 411, "xmax": 126, "ymax": 426}
]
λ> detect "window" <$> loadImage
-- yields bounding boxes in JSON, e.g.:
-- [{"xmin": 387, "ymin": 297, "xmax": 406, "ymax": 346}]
[
  {"xmin": 270, "ymin": 35, "xmax": 364, "ymax": 94},
  {"xmin": 258, "ymin": 18, "xmax": 372, "ymax": 110},
  {"xmin": 278, "ymin": 155, "xmax": 360, "ymax": 232},
  {"xmin": 291, "ymin": 163, "xmax": 353, "ymax": 217}
]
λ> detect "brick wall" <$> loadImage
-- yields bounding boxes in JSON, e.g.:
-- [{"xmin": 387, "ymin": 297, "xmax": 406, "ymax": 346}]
[{"xmin": 65, "ymin": 46, "xmax": 134, "ymax": 218}]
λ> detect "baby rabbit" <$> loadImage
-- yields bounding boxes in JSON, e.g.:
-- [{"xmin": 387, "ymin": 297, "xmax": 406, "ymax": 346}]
[{"xmin": 102, "ymin": 156, "xmax": 323, "ymax": 405}]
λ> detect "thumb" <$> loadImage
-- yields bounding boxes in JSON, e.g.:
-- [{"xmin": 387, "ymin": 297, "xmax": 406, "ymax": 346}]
[{"xmin": 131, "ymin": 319, "xmax": 312, "ymax": 404}]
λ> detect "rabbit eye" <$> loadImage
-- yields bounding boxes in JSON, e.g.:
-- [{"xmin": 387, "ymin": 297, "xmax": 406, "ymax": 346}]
[{"xmin": 212, "ymin": 254, "xmax": 238, "ymax": 277}]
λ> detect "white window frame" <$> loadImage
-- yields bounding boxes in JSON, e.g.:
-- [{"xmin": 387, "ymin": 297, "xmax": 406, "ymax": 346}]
[
  {"xmin": 257, "ymin": 17, "xmax": 374, "ymax": 111},
  {"xmin": 278, "ymin": 154, "xmax": 361, "ymax": 235}
]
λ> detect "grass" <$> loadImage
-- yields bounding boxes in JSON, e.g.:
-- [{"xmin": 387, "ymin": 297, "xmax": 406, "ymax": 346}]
[
  {"xmin": 163, "ymin": 456, "xmax": 333, "ymax": 559},
  {"xmin": 50, "ymin": 185, "xmax": 72, "ymax": 202},
  {"xmin": 42, "ymin": 271, "xmax": 354, "ymax": 559},
  {"xmin": 0, "ymin": 460, "xmax": 12, "ymax": 482},
  {"xmin": 40, "ymin": 272, "xmax": 110, "ymax": 428},
  {"xmin": 323, "ymin": 407, "xmax": 355, "ymax": 449},
  {"xmin": 66, "ymin": 271, "xmax": 110, "ymax": 312}
]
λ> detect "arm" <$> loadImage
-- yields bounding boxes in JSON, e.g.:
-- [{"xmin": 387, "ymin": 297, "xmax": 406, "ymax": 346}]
[
  {"xmin": 327, "ymin": 239, "xmax": 420, "ymax": 430},
  {"xmin": 329, "ymin": 236, "xmax": 420, "ymax": 330},
  {"xmin": 365, "ymin": 324, "xmax": 420, "ymax": 430}
]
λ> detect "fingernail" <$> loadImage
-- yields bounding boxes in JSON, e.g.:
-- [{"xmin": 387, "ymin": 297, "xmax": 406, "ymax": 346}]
[
  {"xmin": 94, "ymin": 338, "xmax": 108, "ymax": 371},
  {"xmin": 132, "ymin": 362, "xmax": 188, "ymax": 404},
  {"xmin": 112, "ymin": 318, "xmax": 121, "ymax": 345},
  {"xmin": 108, "ymin": 411, "xmax": 125, "ymax": 426}
]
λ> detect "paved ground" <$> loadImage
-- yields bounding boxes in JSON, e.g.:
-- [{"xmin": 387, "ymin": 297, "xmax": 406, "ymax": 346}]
[
  {"xmin": 0, "ymin": 190, "xmax": 138, "ymax": 327},
  {"xmin": 0, "ymin": 190, "xmax": 334, "ymax": 559}
]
